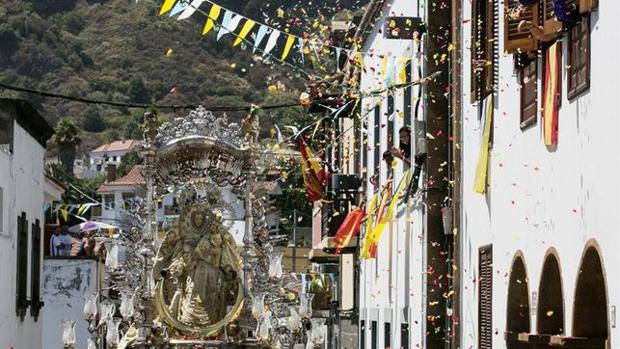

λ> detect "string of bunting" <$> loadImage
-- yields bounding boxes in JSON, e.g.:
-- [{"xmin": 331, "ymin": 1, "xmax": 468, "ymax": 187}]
[{"xmin": 159, "ymin": 0, "xmax": 423, "ymax": 72}]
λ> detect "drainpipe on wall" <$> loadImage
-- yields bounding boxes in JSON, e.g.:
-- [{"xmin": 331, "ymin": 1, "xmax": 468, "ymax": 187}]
[
  {"xmin": 423, "ymin": 0, "xmax": 452, "ymax": 347},
  {"xmin": 449, "ymin": 0, "xmax": 463, "ymax": 347}
]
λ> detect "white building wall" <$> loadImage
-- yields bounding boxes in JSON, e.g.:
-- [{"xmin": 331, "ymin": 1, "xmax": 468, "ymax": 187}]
[
  {"xmin": 358, "ymin": 1, "xmax": 427, "ymax": 348},
  {"xmin": 0, "ymin": 121, "xmax": 46, "ymax": 349},
  {"xmin": 459, "ymin": 4, "xmax": 619, "ymax": 349},
  {"xmin": 42, "ymin": 259, "xmax": 100, "ymax": 349}
]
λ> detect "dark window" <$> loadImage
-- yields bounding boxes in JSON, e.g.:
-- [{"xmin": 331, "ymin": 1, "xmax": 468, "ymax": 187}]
[
  {"xmin": 479, "ymin": 245, "xmax": 493, "ymax": 349},
  {"xmin": 360, "ymin": 320, "xmax": 366, "ymax": 349},
  {"xmin": 30, "ymin": 219, "xmax": 42, "ymax": 320},
  {"xmin": 568, "ymin": 15, "xmax": 590, "ymax": 99},
  {"xmin": 471, "ymin": 0, "xmax": 498, "ymax": 102},
  {"xmin": 16, "ymin": 212, "xmax": 29, "ymax": 320},
  {"xmin": 384, "ymin": 322, "xmax": 391, "ymax": 348},
  {"xmin": 374, "ymin": 106, "xmax": 381, "ymax": 174},
  {"xmin": 519, "ymin": 54, "xmax": 538, "ymax": 128},
  {"xmin": 371, "ymin": 321, "xmax": 378, "ymax": 349},
  {"xmin": 404, "ymin": 60, "xmax": 413, "ymax": 128},
  {"xmin": 401, "ymin": 324, "xmax": 409, "ymax": 349},
  {"xmin": 0, "ymin": 187, "xmax": 3, "ymax": 232},
  {"xmin": 362, "ymin": 124, "xmax": 368, "ymax": 180}
]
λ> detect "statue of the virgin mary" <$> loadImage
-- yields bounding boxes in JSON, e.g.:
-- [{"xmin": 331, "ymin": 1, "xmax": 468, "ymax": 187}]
[{"xmin": 153, "ymin": 203, "xmax": 243, "ymax": 336}]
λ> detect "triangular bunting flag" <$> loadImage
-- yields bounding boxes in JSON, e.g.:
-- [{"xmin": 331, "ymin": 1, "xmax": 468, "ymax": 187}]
[
  {"xmin": 178, "ymin": 0, "xmax": 205, "ymax": 20},
  {"xmin": 281, "ymin": 34, "xmax": 296, "ymax": 60},
  {"xmin": 297, "ymin": 37, "xmax": 305, "ymax": 62},
  {"xmin": 253, "ymin": 25, "xmax": 269, "ymax": 53},
  {"xmin": 159, "ymin": 0, "xmax": 177, "ymax": 16},
  {"xmin": 169, "ymin": 0, "xmax": 189, "ymax": 17},
  {"xmin": 234, "ymin": 19, "xmax": 256, "ymax": 46},
  {"xmin": 335, "ymin": 47, "xmax": 341, "ymax": 71},
  {"xmin": 217, "ymin": 11, "xmax": 243, "ymax": 41},
  {"xmin": 202, "ymin": 4, "xmax": 221, "ymax": 35},
  {"xmin": 264, "ymin": 29, "xmax": 281, "ymax": 56}
]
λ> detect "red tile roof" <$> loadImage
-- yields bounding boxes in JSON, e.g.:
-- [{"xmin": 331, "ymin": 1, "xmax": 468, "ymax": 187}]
[
  {"xmin": 91, "ymin": 139, "xmax": 141, "ymax": 153},
  {"xmin": 96, "ymin": 166, "xmax": 145, "ymax": 193}
]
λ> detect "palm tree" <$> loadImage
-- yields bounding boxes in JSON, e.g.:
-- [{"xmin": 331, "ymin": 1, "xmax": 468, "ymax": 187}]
[{"xmin": 51, "ymin": 118, "xmax": 81, "ymax": 174}]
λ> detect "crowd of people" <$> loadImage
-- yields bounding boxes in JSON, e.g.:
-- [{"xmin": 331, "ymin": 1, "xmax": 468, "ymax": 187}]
[{"xmin": 49, "ymin": 225, "xmax": 105, "ymax": 258}]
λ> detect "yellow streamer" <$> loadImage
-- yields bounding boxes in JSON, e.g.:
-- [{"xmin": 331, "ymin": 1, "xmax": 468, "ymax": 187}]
[
  {"xmin": 360, "ymin": 194, "xmax": 379, "ymax": 259},
  {"xmin": 369, "ymin": 171, "xmax": 411, "ymax": 246},
  {"xmin": 473, "ymin": 95, "xmax": 494, "ymax": 193},
  {"xmin": 202, "ymin": 5, "xmax": 222, "ymax": 35},
  {"xmin": 281, "ymin": 34, "xmax": 296, "ymax": 60},
  {"xmin": 234, "ymin": 20, "xmax": 256, "ymax": 46},
  {"xmin": 159, "ymin": 0, "xmax": 177, "ymax": 15}
]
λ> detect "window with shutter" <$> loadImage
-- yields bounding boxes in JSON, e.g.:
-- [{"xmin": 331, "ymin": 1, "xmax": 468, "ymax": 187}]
[
  {"xmin": 401, "ymin": 324, "xmax": 409, "ymax": 349},
  {"xmin": 361, "ymin": 320, "xmax": 366, "ymax": 349},
  {"xmin": 371, "ymin": 321, "xmax": 378, "ymax": 349},
  {"xmin": 505, "ymin": 0, "xmax": 539, "ymax": 53},
  {"xmin": 387, "ymin": 93, "xmax": 395, "ymax": 146},
  {"xmin": 16, "ymin": 212, "xmax": 29, "ymax": 321},
  {"xmin": 568, "ymin": 15, "xmax": 590, "ymax": 99},
  {"xmin": 384, "ymin": 322, "xmax": 391, "ymax": 348},
  {"xmin": 30, "ymin": 219, "xmax": 43, "ymax": 321},
  {"xmin": 471, "ymin": 0, "xmax": 498, "ymax": 102},
  {"xmin": 479, "ymin": 245, "xmax": 493, "ymax": 349},
  {"xmin": 520, "ymin": 55, "xmax": 538, "ymax": 128}
]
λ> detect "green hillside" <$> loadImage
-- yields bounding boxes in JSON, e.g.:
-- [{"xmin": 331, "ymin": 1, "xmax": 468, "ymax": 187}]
[{"xmin": 0, "ymin": 0, "xmax": 363, "ymax": 153}]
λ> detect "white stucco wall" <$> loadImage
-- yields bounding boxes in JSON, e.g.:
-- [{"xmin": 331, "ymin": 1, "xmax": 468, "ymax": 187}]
[
  {"xmin": 42, "ymin": 259, "xmax": 100, "ymax": 349},
  {"xmin": 358, "ymin": 1, "xmax": 427, "ymax": 348},
  {"xmin": 458, "ymin": 4, "xmax": 620, "ymax": 349},
  {"xmin": 0, "ymin": 121, "xmax": 46, "ymax": 349}
]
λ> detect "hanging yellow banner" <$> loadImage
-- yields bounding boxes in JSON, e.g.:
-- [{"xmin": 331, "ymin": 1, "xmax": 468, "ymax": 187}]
[
  {"xmin": 360, "ymin": 194, "xmax": 379, "ymax": 259},
  {"xmin": 473, "ymin": 95, "xmax": 493, "ymax": 194}
]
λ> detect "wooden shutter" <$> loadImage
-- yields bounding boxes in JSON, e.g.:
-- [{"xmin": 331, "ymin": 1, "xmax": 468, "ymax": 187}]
[
  {"xmin": 504, "ymin": 0, "xmax": 539, "ymax": 54},
  {"xmin": 387, "ymin": 93, "xmax": 395, "ymax": 145},
  {"xmin": 374, "ymin": 106, "xmax": 381, "ymax": 172},
  {"xmin": 30, "ymin": 219, "xmax": 43, "ymax": 320},
  {"xmin": 404, "ymin": 60, "xmax": 413, "ymax": 128},
  {"xmin": 472, "ymin": 0, "xmax": 498, "ymax": 102},
  {"xmin": 520, "ymin": 55, "xmax": 538, "ymax": 128},
  {"xmin": 15, "ymin": 212, "xmax": 29, "ymax": 321},
  {"xmin": 568, "ymin": 15, "xmax": 590, "ymax": 99},
  {"xmin": 479, "ymin": 245, "xmax": 493, "ymax": 349}
]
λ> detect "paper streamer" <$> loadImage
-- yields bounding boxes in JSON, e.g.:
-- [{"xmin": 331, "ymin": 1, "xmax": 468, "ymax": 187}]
[{"xmin": 473, "ymin": 95, "xmax": 494, "ymax": 194}]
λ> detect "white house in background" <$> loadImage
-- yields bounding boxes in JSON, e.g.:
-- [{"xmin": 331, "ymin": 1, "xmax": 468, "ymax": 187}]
[
  {"xmin": 95, "ymin": 165, "xmax": 147, "ymax": 226},
  {"xmin": 458, "ymin": 1, "xmax": 618, "ymax": 348},
  {"xmin": 353, "ymin": 1, "xmax": 427, "ymax": 348},
  {"xmin": 81, "ymin": 139, "xmax": 140, "ymax": 178},
  {"xmin": 0, "ymin": 98, "xmax": 54, "ymax": 349}
]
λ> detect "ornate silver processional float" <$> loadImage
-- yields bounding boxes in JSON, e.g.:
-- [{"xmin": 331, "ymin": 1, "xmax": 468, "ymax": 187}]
[{"xmin": 71, "ymin": 107, "xmax": 326, "ymax": 349}]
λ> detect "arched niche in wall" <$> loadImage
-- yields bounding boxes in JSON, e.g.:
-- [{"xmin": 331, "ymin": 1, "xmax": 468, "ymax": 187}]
[
  {"xmin": 506, "ymin": 253, "xmax": 530, "ymax": 349},
  {"xmin": 536, "ymin": 251, "xmax": 564, "ymax": 335},
  {"xmin": 573, "ymin": 244, "xmax": 608, "ymax": 347}
]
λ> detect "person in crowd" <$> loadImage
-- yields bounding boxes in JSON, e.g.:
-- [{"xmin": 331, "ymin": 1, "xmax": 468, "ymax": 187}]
[
  {"xmin": 49, "ymin": 225, "xmax": 61, "ymax": 256},
  {"xmin": 78, "ymin": 231, "xmax": 96, "ymax": 257},
  {"xmin": 390, "ymin": 126, "xmax": 412, "ymax": 167},
  {"xmin": 52, "ymin": 226, "xmax": 73, "ymax": 257}
]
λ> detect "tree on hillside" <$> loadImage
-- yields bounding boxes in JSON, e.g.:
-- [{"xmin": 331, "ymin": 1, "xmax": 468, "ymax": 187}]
[
  {"xmin": 51, "ymin": 118, "xmax": 81, "ymax": 174},
  {"xmin": 116, "ymin": 149, "xmax": 143, "ymax": 178}
]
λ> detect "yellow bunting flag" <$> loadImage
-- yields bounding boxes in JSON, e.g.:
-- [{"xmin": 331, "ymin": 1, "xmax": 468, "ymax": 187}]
[
  {"xmin": 60, "ymin": 208, "xmax": 69, "ymax": 222},
  {"xmin": 159, "ymin": 0, "xmax": 177, "ymax": 16},
  {"xmin": 234, "ymin": 20, "xmax": 256, "ymax": 46},
  {"xmin": 281, "ymin": 34, "xmax": 296, "ymax": 60},
  {"xmin": 473, "ymin": 95, "xmax": 494, "ymax": 193},
  {"xmin": 368, "ymin": 171, "xmax": 411, "ymax": 253},
  {"xmin": 360, "ymin": 194, "xmax": 379, "ymax": 259},
  {"xmin": 202, "ymin": 4, "xmax": 222, "ymax": 35}
]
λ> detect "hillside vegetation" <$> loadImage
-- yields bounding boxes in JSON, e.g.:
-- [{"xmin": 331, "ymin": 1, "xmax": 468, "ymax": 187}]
[{"xmin": 0, "ymin": 0, "xmax": 362, "ymax": 153}]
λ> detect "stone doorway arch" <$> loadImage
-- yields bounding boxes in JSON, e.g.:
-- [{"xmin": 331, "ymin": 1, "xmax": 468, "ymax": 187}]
[
  {"xmin": 506, "ymin": 254, "xmax": 530, "ymax": 349},
  {"xmin": 537, "ymin": 251, "xmax": 564, "ymax": 336}
]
